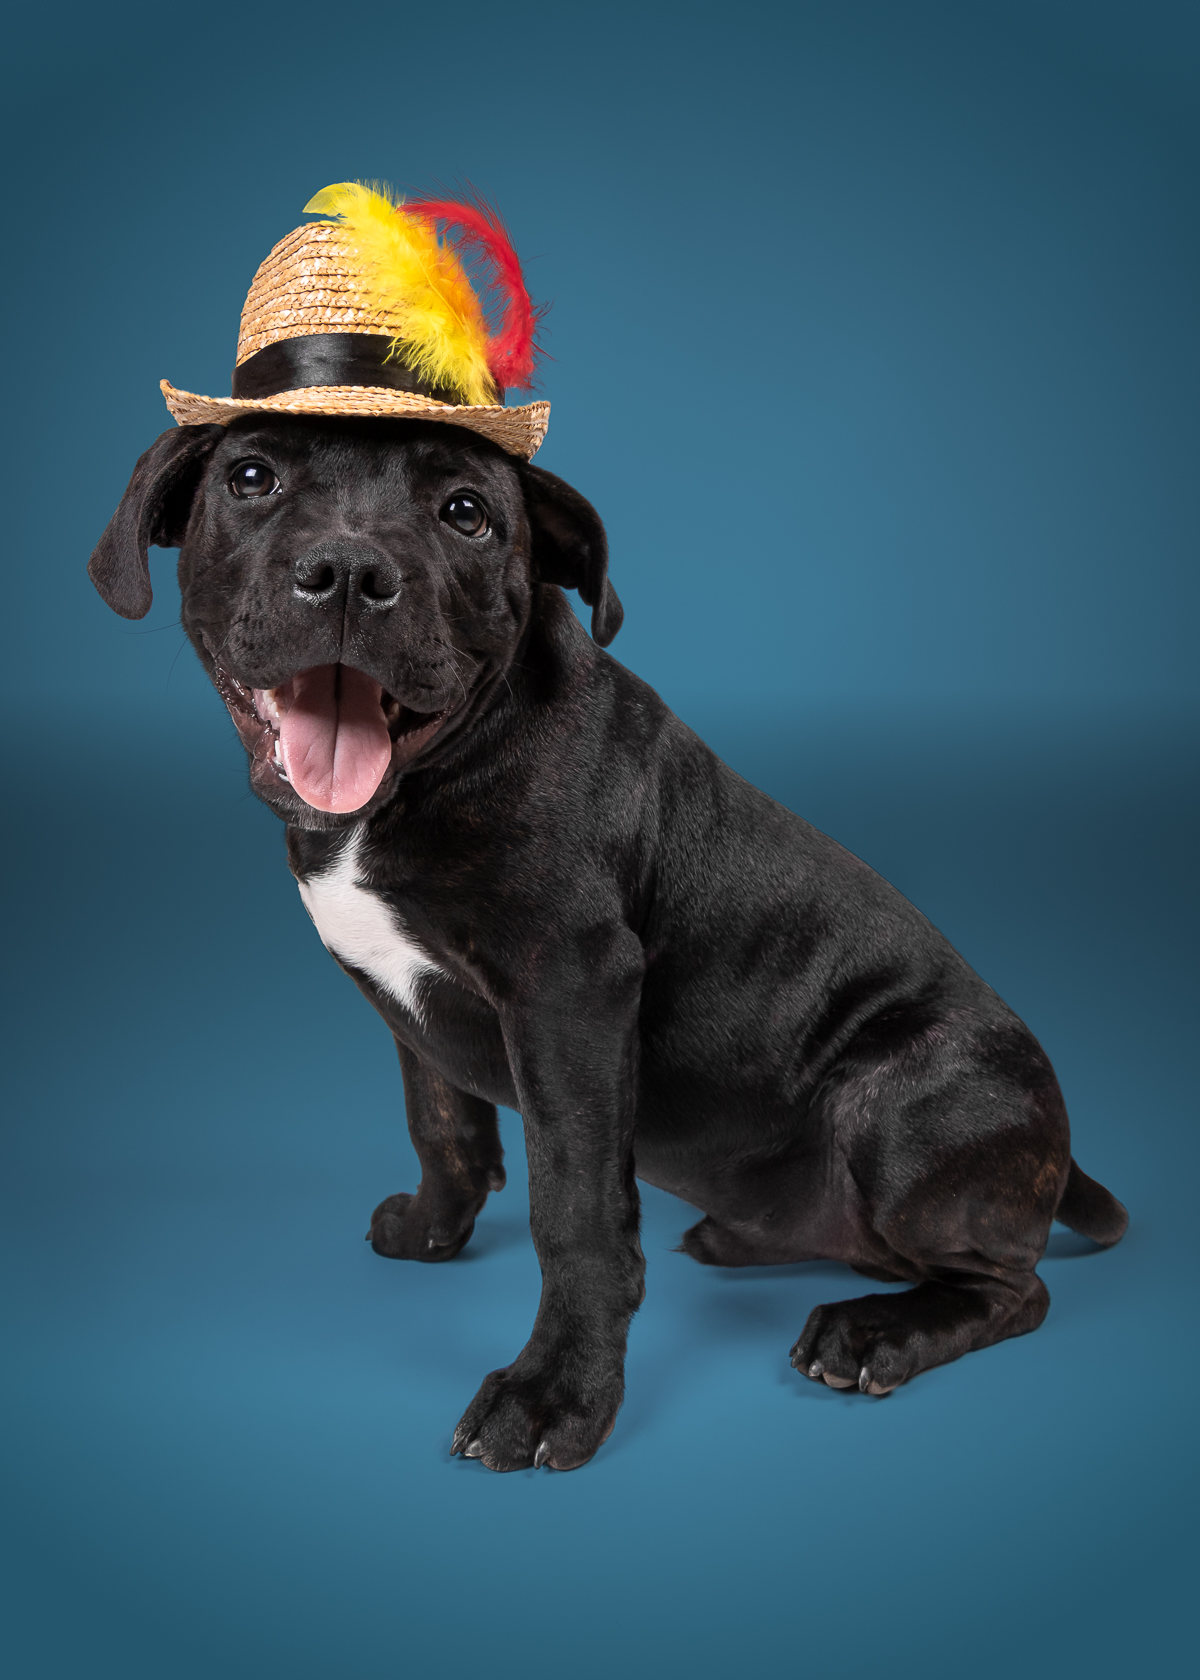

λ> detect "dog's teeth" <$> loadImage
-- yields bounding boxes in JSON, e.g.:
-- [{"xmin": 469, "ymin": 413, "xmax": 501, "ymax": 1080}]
[{"xmin": 273, "ymin": 739, "xmax": 290, "ymax": 781}]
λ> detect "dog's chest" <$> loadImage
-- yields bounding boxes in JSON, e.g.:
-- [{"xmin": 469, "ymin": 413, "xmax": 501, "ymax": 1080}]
[{"xmin": 296, "ymin": 827, "xmax": 443, "ymax": 1021}]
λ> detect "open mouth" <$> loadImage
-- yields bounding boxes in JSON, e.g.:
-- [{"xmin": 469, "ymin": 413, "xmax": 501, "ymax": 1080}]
[{"xmin": 212, "ymin": 661, "xmax": 448, "ymax": 813}]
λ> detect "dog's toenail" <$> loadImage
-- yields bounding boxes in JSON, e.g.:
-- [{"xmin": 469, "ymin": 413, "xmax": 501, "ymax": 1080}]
[
  {"xmin": 807, "ymin": 1360, "xmax": 823, "ymax": 1380},
  {"xmin": 464, "ymin": 1438, "xmax": 484, "ymax": 1458},
  {"xmin": 533, "ymin": 1440, "xmax": 551, "ymax": 1468},
  {"xmin": 858, "ymin": 1367, "xmax": 871, "ymax": 1393}
]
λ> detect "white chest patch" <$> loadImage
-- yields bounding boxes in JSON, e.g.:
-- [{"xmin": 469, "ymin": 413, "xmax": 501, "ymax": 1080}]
[{"xmin": 297, "ymin": 826, "xmax": 444, "ymax": 1022}]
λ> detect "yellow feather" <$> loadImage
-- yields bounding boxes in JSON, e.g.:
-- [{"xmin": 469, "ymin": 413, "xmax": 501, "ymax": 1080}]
[{"xmin": 303, "ymin": 182, "xmax": 496, "ymax": 407}]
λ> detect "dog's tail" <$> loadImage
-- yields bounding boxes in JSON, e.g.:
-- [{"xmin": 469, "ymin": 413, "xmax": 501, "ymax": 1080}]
[{"xmin": 1055, "ymin": 1159, "xmax": 1128, "ymax": 1248}]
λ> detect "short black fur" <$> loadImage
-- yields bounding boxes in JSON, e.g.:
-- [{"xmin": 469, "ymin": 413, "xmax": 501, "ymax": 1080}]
[{"xmin": 90, "ymin": 415, "xmax": 1127, "ymax": 1470}]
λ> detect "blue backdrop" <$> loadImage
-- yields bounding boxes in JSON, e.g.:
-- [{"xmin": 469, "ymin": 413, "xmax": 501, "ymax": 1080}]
[{"xmin": 3, "ymin": 3, "xmax": 1197, "ymax": 1676}]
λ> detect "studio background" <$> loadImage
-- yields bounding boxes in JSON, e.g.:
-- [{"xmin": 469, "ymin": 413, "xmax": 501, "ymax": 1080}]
[{"xmin": 3, "ymin": 3, "xmax": 1196, "ymax": 1676}]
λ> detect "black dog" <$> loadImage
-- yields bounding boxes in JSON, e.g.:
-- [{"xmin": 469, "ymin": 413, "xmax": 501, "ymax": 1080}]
[{"xmin": 90, "ymin": 414, "xmax": 1127, "ymax": 1471}]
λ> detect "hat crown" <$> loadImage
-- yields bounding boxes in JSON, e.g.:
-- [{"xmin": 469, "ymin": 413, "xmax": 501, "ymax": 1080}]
[{"xmin": 237, "ymin": 221, "xmax": 408, "ymax": 368}]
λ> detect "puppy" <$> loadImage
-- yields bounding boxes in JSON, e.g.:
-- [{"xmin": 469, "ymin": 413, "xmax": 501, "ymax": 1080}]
[{"xmin": 90, "ymin": 414, "xmax": 1127, "ymax": 1471}]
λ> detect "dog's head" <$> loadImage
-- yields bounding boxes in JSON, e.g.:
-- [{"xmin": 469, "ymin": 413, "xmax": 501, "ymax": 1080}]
[{"xmin": 89, "ymin": 416, "xmax": 621, "ymax": 827}]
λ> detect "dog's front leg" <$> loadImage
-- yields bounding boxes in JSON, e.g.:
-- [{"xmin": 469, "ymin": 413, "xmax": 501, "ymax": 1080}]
[
  {"xmin": 452, "ymin": 933, "xmax": 646, "ymax": 1473},
  {"xmin": 367, "ymin": 1042, "xmax": 505, "ymax": 1262}
]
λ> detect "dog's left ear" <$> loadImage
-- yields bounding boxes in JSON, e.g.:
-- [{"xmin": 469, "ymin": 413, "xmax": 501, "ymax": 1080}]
[
  {"xmin": 88, "ymin": 424, "xmax": 225, "ymax": 619},
  {"xmin": 517, "ymin": 462, "xmax": 623, "ymax": 646}
]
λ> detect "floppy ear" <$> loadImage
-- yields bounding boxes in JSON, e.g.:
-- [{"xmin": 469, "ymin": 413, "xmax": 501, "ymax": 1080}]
[
  {"xmin": 517, "ymin": 462, "xmax": 623, "ymax": 646},
  {"xmin": 88, "ymin": 424, "xmax": 225, "ymax": 619}
]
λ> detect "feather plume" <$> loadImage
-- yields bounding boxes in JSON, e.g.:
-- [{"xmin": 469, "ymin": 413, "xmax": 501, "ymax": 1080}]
[
  {"xmin": 303, "ymin": 182, "xmax": 496, "ymax": 406},
  {"xmin": 405, "ymin": 189, "xmax": 543, "ymax": 390}
]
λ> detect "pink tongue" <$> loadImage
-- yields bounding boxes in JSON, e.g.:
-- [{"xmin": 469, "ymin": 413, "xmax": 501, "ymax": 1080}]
[{"xmin": 277, "ymin": 664, "xmax": 393, "ymax": 812}]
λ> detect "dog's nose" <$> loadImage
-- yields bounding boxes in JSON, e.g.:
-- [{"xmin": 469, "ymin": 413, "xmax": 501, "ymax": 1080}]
[{"xmin": 292, "ymin": 542, "xmax": 402, "ymax": 608}]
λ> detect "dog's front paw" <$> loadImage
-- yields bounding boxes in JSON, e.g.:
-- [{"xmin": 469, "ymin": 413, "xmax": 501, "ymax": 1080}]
[
  {"xmin": 367, "ymin": 1190, "xmax": 476, "ymax": 1262},
  {"xmin": 450, "ymin": 1356, "xmax": 623, "ymax": 1473}
]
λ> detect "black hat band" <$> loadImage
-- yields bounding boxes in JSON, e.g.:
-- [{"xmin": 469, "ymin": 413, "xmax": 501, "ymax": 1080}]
[{"xmin": 231, "ymin": 333, "xmax": 498, "ymax": 407}]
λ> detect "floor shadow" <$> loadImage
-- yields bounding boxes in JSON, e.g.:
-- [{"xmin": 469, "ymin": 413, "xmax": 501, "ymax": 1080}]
[
  {"xmin": 685, "ymin": 1265, "xmax": 908, "ymax": 1359},
  {"xmin": 458, "ymin": 1215, "xmax": 530, "ymax": 1261},
  {"xmin": 1043, "ymin": 1226, "xmax": 1109, "ymax": 1260},
  {"xmin": 697, "ymin": 1259, "xmax": 864, "ymax": 1283}
]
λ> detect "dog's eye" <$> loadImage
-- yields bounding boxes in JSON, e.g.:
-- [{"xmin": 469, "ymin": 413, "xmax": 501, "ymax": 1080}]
[
  {"xmin": 229, "ymin": 460, "xmax": 279, "ymax": 499},
  {"xmin": 440, "ymin": 495, "xmax": 489, "ymax": 537}
]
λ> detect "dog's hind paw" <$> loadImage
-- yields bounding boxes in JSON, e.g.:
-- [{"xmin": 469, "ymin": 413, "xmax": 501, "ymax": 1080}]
[
  {"xmin": 790, "ymin": 1296, "xmax": 920, "ymax": 1396},
  {"xmin": 367, "ymin": 1190, "xmax": 476, "ymax": 1262}
]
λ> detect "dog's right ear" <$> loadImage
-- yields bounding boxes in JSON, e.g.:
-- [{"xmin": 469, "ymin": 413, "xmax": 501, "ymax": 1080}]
[{"xmin": 88, "ymin": 424, "xmax": 225, "ymax": 619}]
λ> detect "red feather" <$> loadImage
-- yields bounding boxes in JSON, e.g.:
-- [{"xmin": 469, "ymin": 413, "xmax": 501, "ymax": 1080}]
[{"xmin": 403, "ymin": 191, "xmax": 542, "ymax": 391}]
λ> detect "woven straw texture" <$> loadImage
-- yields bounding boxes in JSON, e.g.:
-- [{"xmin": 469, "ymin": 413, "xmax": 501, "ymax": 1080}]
[
  {"xmin": 161, "ymin": 220, "xmax": 550, "ymax": 459},
  {"xmin": 162, "ymin": 381, "xmax": 550, "ymax": 458},
  {"xmin": 236, "ymin": 222, "xmax": 407, "ymax": 364}
]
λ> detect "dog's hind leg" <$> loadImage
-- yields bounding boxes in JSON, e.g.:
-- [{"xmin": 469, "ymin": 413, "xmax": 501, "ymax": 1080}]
[
  {"xmin": 789, "ymin": 1136, "xmax": 1061, "ymax": 1394},
  {"xmin": 791, "ymin": 1049, "xmax": 1072, "ymax": 1394},
  {"xmin": 791, "ymin": 1270, "xmax": 1050, "ymax": 1394},
  {"xmin": 367, "ymin": 1041, "xmax": 505, "ymax": 1262}
]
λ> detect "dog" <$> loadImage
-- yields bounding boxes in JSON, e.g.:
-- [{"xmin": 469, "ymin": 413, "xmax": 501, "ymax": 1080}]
[{"xmin": 89, "ymin": 413, "xmax": 1128, "ymax": 1472}]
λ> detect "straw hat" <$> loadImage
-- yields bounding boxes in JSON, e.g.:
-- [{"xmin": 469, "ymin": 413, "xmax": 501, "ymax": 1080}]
[{"xmin": 162, "ymin": 185, "xmax": 550, "ymax": 459}]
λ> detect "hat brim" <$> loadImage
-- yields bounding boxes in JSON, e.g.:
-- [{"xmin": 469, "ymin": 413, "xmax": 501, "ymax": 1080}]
[{"xmin": 161, "ymin": 380, "xmax": 549, "ymax": 460}]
